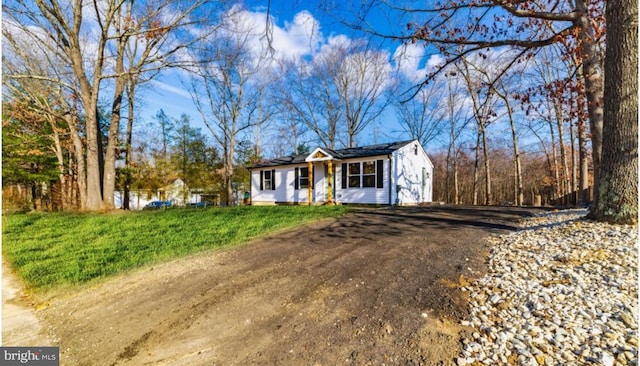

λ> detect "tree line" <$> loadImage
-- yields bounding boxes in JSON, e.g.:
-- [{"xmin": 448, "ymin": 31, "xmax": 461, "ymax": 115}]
[{"xmin": 2, "ymin": 0, "xmax": 636, "ymax": 224}]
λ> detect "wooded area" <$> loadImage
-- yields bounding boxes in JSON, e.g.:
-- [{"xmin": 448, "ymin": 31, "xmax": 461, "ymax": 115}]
[{"xmin": 2, "ymin": 0, "xmax": 637, "ymax": 223}]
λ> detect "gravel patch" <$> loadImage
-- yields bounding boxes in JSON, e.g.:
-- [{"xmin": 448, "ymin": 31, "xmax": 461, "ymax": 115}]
[{"xmin": 458, "ymin": 209, "xmax": 638, "ymax": 366}]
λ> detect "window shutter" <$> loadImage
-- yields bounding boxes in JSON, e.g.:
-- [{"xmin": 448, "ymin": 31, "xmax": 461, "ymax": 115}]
[
  {"xmin": 341, "ymin": 163, "xmax": 347, "ymax": 189},
  {"xmin": 260, "ymin": 171, "xmax": 264, "ymax": 190},
  {"xmin": 295, "ymin": 168, "xmax": 299, "ymax": 190},
  {"xmin": 272, "ymin": 169, "xmax": 276, "ymax": 190},
  {"xmin": 376, "ymin": 160, "xmax": 384, "ymax": 188}
]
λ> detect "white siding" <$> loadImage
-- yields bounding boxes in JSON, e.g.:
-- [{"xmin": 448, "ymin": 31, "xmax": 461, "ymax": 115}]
[
  {"xmin": 249, "ymin": 140, "xmax": 433, "ymax": 206},
  {"xmin": 286, "ymin": 166, "xmax": 311, "ymax": 203},
  {"xmin": 392, "ymin": 142, "xmax": 434, "ymax": 205},
  {"xmin": 251, "ymin": 165, "xmax": 310, "ymax": 204},
  {"xmin": 335, "ymin": 157, "xmax": 390, "ymax": 205}
]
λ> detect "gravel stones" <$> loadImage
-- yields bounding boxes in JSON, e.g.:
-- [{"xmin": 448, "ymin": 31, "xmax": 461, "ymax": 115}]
[{"xmin": 458, "ymin": 209, "xmax": 638, "ymax": 366}]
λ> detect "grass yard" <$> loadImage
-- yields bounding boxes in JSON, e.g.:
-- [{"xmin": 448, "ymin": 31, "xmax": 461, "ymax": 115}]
[{"xmin": 2, "ymin": 205, "xmax": 349, "ymax": 291}]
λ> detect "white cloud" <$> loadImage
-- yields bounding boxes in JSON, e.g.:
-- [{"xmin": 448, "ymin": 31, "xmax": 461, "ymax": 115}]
[
  {"xmin": 274, "ymin": 10, "xmax": 323, "ymax": 58},
  {"xmin": 214, "ymin": 6, "xmax": 323, "ymax": 65},
  {"xmin": 425, "ymin": 54, "xmax": 445, "ymax": 72},
  {"xmin": 149, "ymin": 80, "xmax": 192, "ymax": 99},
  {"xmin": 393, "ymin": 44, "xmax": 447, "ymax": 83},
  {"xmin": 393, "ymin": 43, "xmax": 425, "ymax": 81}
]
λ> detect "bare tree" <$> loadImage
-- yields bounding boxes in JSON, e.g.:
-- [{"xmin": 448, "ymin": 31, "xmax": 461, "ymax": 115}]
[
  {"xmin": 443, "ymin": 74, "xmax": 471, "ymax": 205},
  {"xmin": 392, "ymin": 77, "xmax": 446, "ymax": 148},
  {"xmin": 118, "ymin": 0, "xmax": 216, "ymax": 209},
  {"xmin": 353, "ymin": 0, "xmax": 631, "ymax": 220},
  {"xmin": 188, "ymin": 8, "xmax": 275, "ymax": 205},
  {"xmin": 102, "ymin": 0, "xmax": 213, "ymax": 209},
  {"xmin": 542, "ymin": 48, "xmax": 571, "ymax": 204},
  {"xmin": 2, "ymin": 19, "xmax": 87, "ymax": 209},
  {"xmin": 574, "ymin": 65, "xmax": 591, "ymax": 205},
  {"xmin": 336, "ymin": 41, "xmax": 391, "ymax": 147},
  {"xmin": 526, "ymin": 55, "xmax": 563, "ymax": 202},
  {"xmin": 457, "ymin": 57, "xmax": 500, "ymax": 205},
  {"xmin": 3, "ymin": 0, "xmax": 214, "ymax": 210},
  {"xmin": 10, "ymin": 0, "xmax": 122, "ymax": 210},
  {"xmin": 278, "ymin": 55, "xmax": 343, "ymax": 149},
  {"xmin": 492, "ymin": 84, "xmax": 523, "ymax": 205}
]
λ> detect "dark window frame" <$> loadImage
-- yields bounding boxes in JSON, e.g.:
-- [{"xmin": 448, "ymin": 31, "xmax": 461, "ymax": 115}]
[
  {"xmin": 261, "ymin": 169, "xmax": 276, "ymax": 191},
  {"xmin": 264, "ymin": 170, "xmax": 272, "ymax": 190},
  {"xmin": 295, "ymin": 167, "xmax": 309, "ymax": 190},
  {"xmin": 362, "ymin": 161, "xmax": 376, "ymax": 188},
  {"xmin": 348, "ymin": 162, "xmax": 361, "ymax": 188},
  {"xmin": 342, "ymin": 160, "xmax": 384, "ymax": 189}
]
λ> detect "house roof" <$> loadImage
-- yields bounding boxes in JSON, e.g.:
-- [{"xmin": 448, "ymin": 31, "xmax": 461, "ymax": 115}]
[{"xmin": 249, "ymin": 140, "xmax": 417, "ymax": 169}]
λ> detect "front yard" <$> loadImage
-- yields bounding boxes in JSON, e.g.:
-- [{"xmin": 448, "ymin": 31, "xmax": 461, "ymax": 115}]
[{"xmin": 2, "ymin": 205, "xmax": 348, "ymax": 291}]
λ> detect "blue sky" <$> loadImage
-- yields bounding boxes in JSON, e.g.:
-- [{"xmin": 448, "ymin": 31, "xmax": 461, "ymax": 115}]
[
  {"xmin": 136, "ymin": 1, "xmax": 449, "ymax": 154},
  {"xmin": 135, "ymin": 1, "xmax": 539, "ymax": 157}
]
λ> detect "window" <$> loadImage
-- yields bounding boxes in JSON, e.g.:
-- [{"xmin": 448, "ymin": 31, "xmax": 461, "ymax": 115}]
[
  {"xmin": 348, "ymin": 162, "xmax": 361, "ymax": 188},
  {"xmin": 362, "ymin": 161, "xmax": 376, "ymax": 187},
  {"xmin": 260, "ymin": 169, "xmax": 276, "ymax": 191},
  {"xmin": 263, "ymin": 170, "xmax": 272, "ymax": 190},
  {"xmin": 295, "ymin": 167, "xmax": 309, "ymax": 189},
  {"xmin": 299, "ymin": 167, "xmax": 309, "ymax": 189},
  {"xmin": 342, "ymin": 160, "xmax": 384, "ymax": 189}
]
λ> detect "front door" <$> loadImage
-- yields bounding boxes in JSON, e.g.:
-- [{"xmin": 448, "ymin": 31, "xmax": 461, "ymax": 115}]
[{"xmin": 314, "ymin": 164, "xmax": 325, "ymax": 203}]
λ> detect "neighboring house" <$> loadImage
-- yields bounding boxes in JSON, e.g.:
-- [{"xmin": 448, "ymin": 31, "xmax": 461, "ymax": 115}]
[
  {"xmin": 248, "ymin": 140, "xmax": 433, "ymax": 206},
  {"xmin": 114, "ymin": 179, "xmax": 222, "ymax": 209}
]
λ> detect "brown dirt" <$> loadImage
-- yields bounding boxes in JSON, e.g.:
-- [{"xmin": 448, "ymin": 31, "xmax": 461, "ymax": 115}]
[{"xmin": 37, "ymin": 206, "xmax": 542, "ymax": 365}]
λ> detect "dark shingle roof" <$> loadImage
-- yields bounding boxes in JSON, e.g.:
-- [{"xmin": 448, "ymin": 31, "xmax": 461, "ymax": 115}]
[{"xmin": 249, "ymin": 140, "xmax": 416, "ymax": 169}]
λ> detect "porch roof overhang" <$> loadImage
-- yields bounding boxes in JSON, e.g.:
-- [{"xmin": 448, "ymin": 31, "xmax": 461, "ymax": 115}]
[{"xmin": 304, "ymin": 147, "xmax": 341, "ymax": 163}]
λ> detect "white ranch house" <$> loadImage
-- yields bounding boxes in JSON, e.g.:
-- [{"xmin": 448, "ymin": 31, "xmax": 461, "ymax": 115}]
[{"xmin": 249, "ymin": 140, "xmax": 433, "ymax": 206}]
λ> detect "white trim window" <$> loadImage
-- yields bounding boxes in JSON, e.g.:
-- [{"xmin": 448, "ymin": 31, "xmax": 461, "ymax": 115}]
[
  {"xmin": 342, "ymin": 160, "xmax": 384, "ymax": 189},
  {"xmin": 294, "ymin": 167, "xmax": 309, "ymax": 190},
  {"xmin": 260, "ymin": 169, "xmax": 276, "ymax": 190},
  {"xmin": 362, "ymin": 161, "xmax": 376, "ymax": 187},
  {"xmin": 348, "ymin": 162, "xmax": 361, "ymax": 188}
]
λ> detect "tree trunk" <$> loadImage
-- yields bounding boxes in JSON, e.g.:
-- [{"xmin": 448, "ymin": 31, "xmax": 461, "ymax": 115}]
[
  {"xmin": 509, "ymin": 106, "xmax": 523, "ymax": 206},
  {"xmin": 66, "ymin": 151, "xmax": 77, "ymax": 209},
  {"xmin": 123, "ymin": 81, "xmax": 136, "ymax": 210},
  {"xmin": 446, "ymin": 141, "xmax": 452, "ymax": 203},
  {"xmin": 453, "ymin": 148, "xmax": 459, "ymax": 205},
  {"xmin": 592, "ymin": 0, "xmax": 638, "ymax": 224},
  {"xmin": 71, "ymin": 54, "xmax": 102, "ymax": 211},
  {"xmin": 348, "ymin": 127, "xmax": 356, "ymax": 148},
  {"xmin": 224, "ymin": 133, "xmax": 236, "ymax": 206},
  {"xmin": 495, "ymin": 87, "xmax": 522, "ymax": 205},
  {"xmin": 448, "ymin": 81, "xmax": 460, "ymax": 205},
  {"xmin": 569, "ymin": 98, "xmax": 578, "ymax": 205},
  {"xmin": 103, "ymin": 86, "xmax": 125, "ymax": 209},
  {"xmin": 553, "ymin": 97, "xmax": 570, "ymax": 205},
  {"xmin": 102, "ymin": 102, "xmax": 123, "ymax": 209},
  {"xmin": 578, "ymin": 119, "xmax": 590, "ymax": 204},
  {"xmin": 86, "ymin": 111, "xmax": 103, "ymax": 210},
  {"xmin": 481, "ymin": 126, "xmax": 492, "ymax": 205},
  {"xmin": 547, "ymin": 102, "xmax": 561, "ymax": 201},
  {"xmin": 50, "ymin": 121, "xmax": 66, "ymax": 211},
  {"xmin": 66, "ymin": 113, "xmax": 87, "ymax": 209},
  {"xmin": 103, "ymin": 31, "xmax": 128, "ymax": 210},
  {"xmin": 575, "ymin": 0, "xmax": 604, "ymax": 211},
  {"xmin": 472, "ymin": 131, "xmax": 480, "ymax": 205},
  {"xmin": 575, "ymin": 65, "xmax": 591, "ymax": 205},
  {"xmin": 67, "ymin": 16, "xmax": 104, "ymax": 210}
]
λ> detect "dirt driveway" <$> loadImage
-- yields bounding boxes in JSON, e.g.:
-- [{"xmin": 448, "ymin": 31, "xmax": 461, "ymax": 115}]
[{"xmin": 37, "ymin": 206, "xmax": 541, "ymax": 365}]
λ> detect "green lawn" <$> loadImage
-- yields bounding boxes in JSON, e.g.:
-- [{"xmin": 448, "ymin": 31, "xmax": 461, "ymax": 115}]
[{"xmin": 2, "ymin": 205, "xmax": 348, "ymax": 291}]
